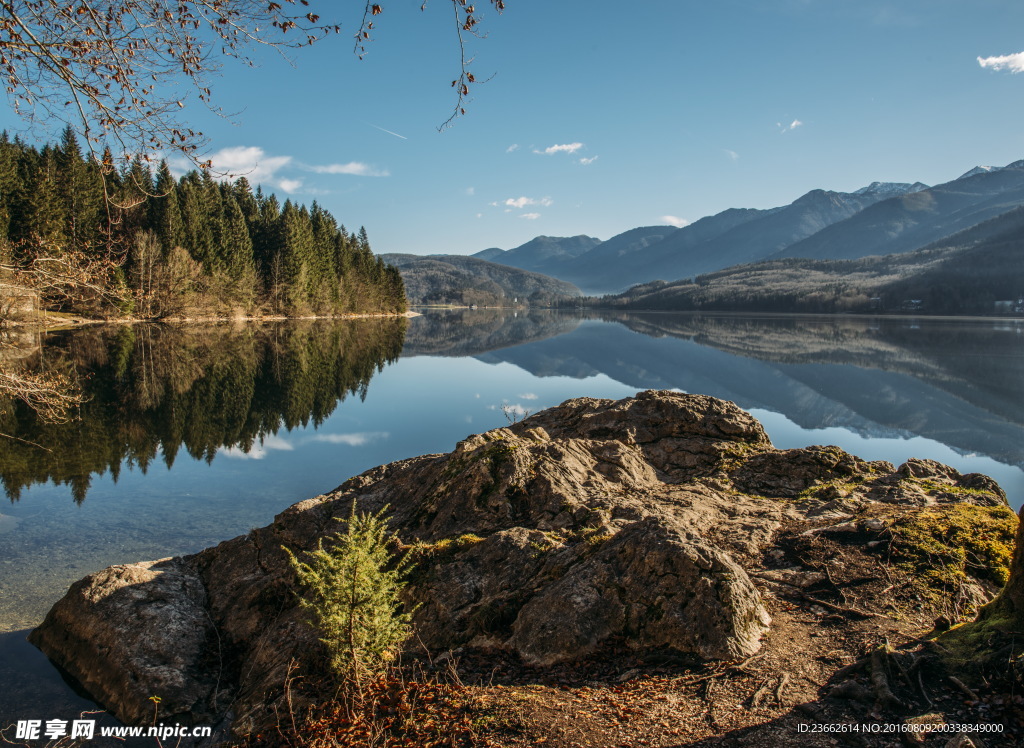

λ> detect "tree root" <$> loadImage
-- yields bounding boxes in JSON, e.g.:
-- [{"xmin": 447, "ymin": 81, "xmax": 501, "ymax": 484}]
[{"xmin": 870, "ymin": 644, "xmax": 906, "ymax": 710}]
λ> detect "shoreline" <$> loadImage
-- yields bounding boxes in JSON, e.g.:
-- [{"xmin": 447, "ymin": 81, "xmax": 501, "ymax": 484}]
[{"xmin": 2, "ymin": 310, "xmax": 420, "ymax": 334}]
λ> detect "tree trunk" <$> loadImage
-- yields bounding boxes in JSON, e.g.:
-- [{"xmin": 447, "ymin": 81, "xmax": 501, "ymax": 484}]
[
  {"xmin": 937, "ymin": 505, "xmax": 1024, "ymax": 681},
  {"xmin": 983, "ymin": 504, "xmax": 1024, "ymax": 623}
]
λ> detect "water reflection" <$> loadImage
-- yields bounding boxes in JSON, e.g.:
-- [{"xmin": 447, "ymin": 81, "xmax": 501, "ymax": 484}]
[
  {"xmin": 0, "ymin": 319, "xmax": 406, "ymax": 502},
  {"xmin": 402, "ymin": 307, "xmax": 580, "ymax": 357},
  {"xmin": 4, "ymin": 310, "xmax": 1022, "ymax": 505},
  {"xmin": 468, "ymin": 312, "xmax": 1024, "ymax": 471}
]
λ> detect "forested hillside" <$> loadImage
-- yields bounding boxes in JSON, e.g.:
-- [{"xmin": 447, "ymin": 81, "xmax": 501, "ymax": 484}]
[
  {"xmin": 0, "ymin": 130, "xmax": 405, "ymax": 318},
  {"xmin": 382, "ymin": 253, "xmax": 580, "ymax": 306}
]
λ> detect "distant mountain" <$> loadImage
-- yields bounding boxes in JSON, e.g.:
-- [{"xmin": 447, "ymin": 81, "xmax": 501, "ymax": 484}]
[
  {"xmin": 452, "ymin": 159, "xmax": 1024, "ymax": 301},
  {"xmin": 772, "ymin": 161, "xmax": 1024, "ymax": 262},
  {"xmin": 381, "ymin": 253, "xmax": 581, "ymax": 306},
  {"xmin": 597, "ymin": 185, "xmax": 920, "ymax": 292},
  {"xmin": 593, "ymin": 203, "xmax": 1024, "ymax": 315},
  {"xmin": 958, "ymin": 166, "xmax": 1001, "ymax": 180},
  {"xmin": 473, "ymin": 247, "xmax": 506, "ymax": 262},
  {"xmin": 543, "ymin": 226, "xmax": 679, "ymax": 293},
  {"xmin": 471, "ymin": 235, "xmax": 602, "ymax": 277},
  {"xmin": 853, "ymin": 181, "xmax": 929, "ymax": 198},
  {"xmin": 478, "ymin": 183, "xmax": 931, "ymax": 294}
]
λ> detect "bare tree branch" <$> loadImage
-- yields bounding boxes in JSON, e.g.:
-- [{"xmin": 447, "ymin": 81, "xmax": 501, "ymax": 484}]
[{"xmin": 0, "ymin": 1, "xmax": 506, "ymax": 166}]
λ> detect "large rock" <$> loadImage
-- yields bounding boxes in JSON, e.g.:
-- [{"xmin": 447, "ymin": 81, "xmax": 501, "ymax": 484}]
[
  {"xmin": 28, "ymin": 390, "xmax": 1009, "ymax": 737},
  {"xmin": 28, "ymin": 558, "xmax": 219, "ymax": 724}
]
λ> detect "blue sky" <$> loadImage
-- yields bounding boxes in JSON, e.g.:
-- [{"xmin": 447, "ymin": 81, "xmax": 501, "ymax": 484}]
[{"xmin": 6, "ymin": 0, "xmax": 1024, "ymax": 256}]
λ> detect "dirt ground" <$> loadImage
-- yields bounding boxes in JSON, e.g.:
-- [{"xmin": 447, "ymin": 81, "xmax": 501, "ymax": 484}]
[{"xmin": 430, "ymin": 516, "xmax": 1024, "ymax": 748}]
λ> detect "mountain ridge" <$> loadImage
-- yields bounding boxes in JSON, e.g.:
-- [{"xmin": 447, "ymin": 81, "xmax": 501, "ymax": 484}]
[{"xmin": 469, "ymin": 159, "xmax": 1024, "ymax": 296}]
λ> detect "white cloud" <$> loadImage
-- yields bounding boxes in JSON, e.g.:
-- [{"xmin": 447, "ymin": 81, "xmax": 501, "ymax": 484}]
[
  {"xmin": 220, "ymin": 434, "xmax": 294, "ymax": 460},
  {"xmin": 661, "ymin": 215, "xmax": 690, "ymax": 228},
  {"xmin": 504, "ymin": 196, "xmax": 553, "ymax": 209},
  {"xmin": 465, "ymin": 186, "xmax": 475, "ymax": 196},
  {"xmin": 506, "ymin": 144, "xmax": 520, "ymax": 153},
  {"xmin": 183, "ymin": 146, "xmax": 388, "ymax": 198},
  {"xmin": 724, "ymin": 149, "xmax": 739, "ymax": 162},
  {"xmin": 778, "ymin": 119, "xmax": 803, "ymax": 133},
  {"xmin": 534, "ymin": 142, "xmax": 584, "ymax": 155},
  {"xmin": 521, "ymin": 213, "xmax": 541, "ymax": 220},
  {"xmin": 978, "ymin": 51, "xmax": 1024, "ymax": 73},
  {"xmin": 305, "ymin": 162, "xmax": 389, "ymax": 177},
  {"xmin": 308, "ymin": 431, "xmax": 390, "ymax": 447},
  {"xmin": 518, "ymin": 393, "xmax": 539, "ymax": 400},
  {"xmin": 207, "ymin": 146, "xmax": 292, "ymax": 182},
  {"xmin": 578, "ymin": 156, "xmax": 598, "ymax": 165}
]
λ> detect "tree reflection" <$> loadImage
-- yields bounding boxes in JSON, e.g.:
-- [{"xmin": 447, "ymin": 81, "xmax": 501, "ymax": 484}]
[{"xmin": 0, "ymin": 319, "xmax": 406, "ymax": 502}]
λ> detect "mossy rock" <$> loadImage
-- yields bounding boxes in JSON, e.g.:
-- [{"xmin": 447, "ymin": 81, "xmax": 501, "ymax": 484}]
[{"xmin": 887, "ymin": 504, "xmax": 1017, "ymax": 593}]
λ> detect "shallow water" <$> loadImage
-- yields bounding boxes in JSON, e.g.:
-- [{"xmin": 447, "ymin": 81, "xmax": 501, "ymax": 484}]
[{"xmin": 2, "ymin": 310, "xmax": 1022, "ymax": 728}]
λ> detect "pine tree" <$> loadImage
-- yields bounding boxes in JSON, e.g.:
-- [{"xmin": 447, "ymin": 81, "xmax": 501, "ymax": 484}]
[
  {"xmin": 0, "ymin": 132, "xmax": 21, "ymax": 240},
  {"xmin": 220, "ymin": 192, "xmax": 257, "ymax": 307},
  {"xmin": 178, "ymin": 171, "xmax": 215, "ymax": 265},
  {"xmin": 25, "ymin": 146, "xmax": 64, "ymax": 244},
  {"xmin": 55, "ymin": 126, "xmax": 102, "ymax": 251},
  {"xmin": 278, "ymin": 200, "xmax": 316, "ymax": 312},
  {"xmin": 284, "ymin": 504, "xmax": 415, "ymax": 691},
  {"xmin": 149, "ymin": 160, "xmax": 184, "ymax": 254},
  {"xmin": 0, "ymin": 132, "xmax": 405, "ymax": 319}
]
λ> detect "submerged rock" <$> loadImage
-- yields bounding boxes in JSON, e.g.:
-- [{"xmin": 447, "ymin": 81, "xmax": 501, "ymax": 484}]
[{"xmin": 29, "ymin": 390, "xmax": 1010, "ymax": 737}]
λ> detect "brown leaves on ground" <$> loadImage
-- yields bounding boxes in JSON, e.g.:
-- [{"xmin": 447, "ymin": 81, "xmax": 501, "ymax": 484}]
[{"xmin": 248, "ymin": 675, "xmax": 477, "ymax": 748}]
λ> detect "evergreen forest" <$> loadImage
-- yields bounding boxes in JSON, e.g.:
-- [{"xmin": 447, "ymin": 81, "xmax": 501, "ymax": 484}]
[{"xmin": 0, "ymin": 129, "xmax": 406, "ymax": 318}]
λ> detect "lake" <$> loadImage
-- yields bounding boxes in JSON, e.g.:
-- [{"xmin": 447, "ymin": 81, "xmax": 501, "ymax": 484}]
[{"xmin": 2, "ymin": 310, "xmax": 1023, "ymax": 729}]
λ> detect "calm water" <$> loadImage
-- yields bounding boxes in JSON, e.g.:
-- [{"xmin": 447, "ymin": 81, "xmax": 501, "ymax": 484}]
[{"xmin": 2, "ymin": 310, "xmax": 1023, "ymax": 727}]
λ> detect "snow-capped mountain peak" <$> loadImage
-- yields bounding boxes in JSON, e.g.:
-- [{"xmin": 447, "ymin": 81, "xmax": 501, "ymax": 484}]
[
  {"xmin": 853, "ymin": 181, "xmax": 928, "ymax": 198},
  {"xmin": 958, "ymin": 165, "xmax": 999, "ymax": 180}
]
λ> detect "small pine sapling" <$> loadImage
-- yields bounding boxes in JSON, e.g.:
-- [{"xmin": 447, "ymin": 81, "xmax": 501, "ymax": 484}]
[{"xmin": 284, "ymin": 503, "xmax": 415, "ymax": 694}]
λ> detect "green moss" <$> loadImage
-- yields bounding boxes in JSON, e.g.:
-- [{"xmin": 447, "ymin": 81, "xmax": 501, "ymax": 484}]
[
  {"xmin": 716, "ymin": 442, "xmax": 760, "ymax": 473},
  {"xmin": 914, "ymin": 479, "xmax": 996, "ymax": 498},
  {"xmin": 794, "ymin": 479, "xmax": 862, "ymax": 502},
  {"xmin": 580, "ymin": 525, "xmax": 613, "ymax": 547},
  {"xmin": 421, "ymin": 533, "xmax": 484, "ymax": 555},
  {"xmin": 934, "ymin": 603, "xmax": 1021, "ymax": 675},
  {"xmin": 406, "ymin": 533, "xmax": 485, "ymax": 583},
  {"xmin": 887, "ymin": 504, "xmax": 1018, "ymax": 600}
]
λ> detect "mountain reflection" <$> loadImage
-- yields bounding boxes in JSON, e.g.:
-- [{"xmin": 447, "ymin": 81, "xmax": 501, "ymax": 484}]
[
  {"xmin": 602, "ymin": 312, "xmax": 1024, "ymax": 426},
  {"xmin": 401, "ymin": 308, "xmax": 580, "ymax": 357},
  {"xmin": 472, "ymin": 311, "xmax": 1024, "ymax": 469},
  {"xmin": 0, "ymin": 319, "xmax": 406, "ymax": 502}
]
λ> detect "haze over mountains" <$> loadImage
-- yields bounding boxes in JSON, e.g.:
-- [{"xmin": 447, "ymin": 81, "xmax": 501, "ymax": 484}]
[{"xmin": 473, "ymin": 160, "xmax": 1024, "ymax": 296}]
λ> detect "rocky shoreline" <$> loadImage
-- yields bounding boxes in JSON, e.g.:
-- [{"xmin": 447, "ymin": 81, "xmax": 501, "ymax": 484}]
[{"xmin": 29, "ymin": 391, "xmax": 1021, "ymax": 745}]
